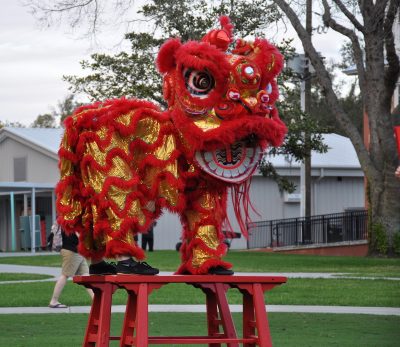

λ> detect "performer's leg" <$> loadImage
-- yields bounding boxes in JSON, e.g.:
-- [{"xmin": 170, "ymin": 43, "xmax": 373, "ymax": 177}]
[
  {"xmin": 142, "ymin": 236, "xmax": 148, "ymax": 251},
  {"xmin": 148, "ymin": 238, "xmax": 154, "ymax": 252},
  {"xmin": 177, "ymin": 190, "xmax": 233, "ymax": 275}
]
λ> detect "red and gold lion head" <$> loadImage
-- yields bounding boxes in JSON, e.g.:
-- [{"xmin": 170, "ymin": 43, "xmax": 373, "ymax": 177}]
[{"xmin": 156, "ymin": 16, "xmax": 286, "ymax": 184}]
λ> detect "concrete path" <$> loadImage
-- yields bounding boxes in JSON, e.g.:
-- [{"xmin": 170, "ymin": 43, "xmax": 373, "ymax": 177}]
[{"xmin": 0, "ymin": 304, "xmax": 399, "ymax": 316}]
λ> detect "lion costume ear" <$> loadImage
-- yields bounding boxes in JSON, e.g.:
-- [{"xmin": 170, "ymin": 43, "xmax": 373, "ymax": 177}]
[{"xmin": 156, "ymin": 38, "xmax": 182, "ymax": 73}]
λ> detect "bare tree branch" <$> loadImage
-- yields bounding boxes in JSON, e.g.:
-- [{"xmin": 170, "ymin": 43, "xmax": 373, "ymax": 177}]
[
  {"xmin": 24, "ymin": 0, "xmax": 138, "ymax": 37},
  {"xmin": 274, "ymin": 0, "xmax": 377, "ymax": 179},
  {"xmin": 33, "ymin": 0, "xmax": 96, "ymax": 12},
  {"xmin": 383, "ymin": 0, "xmax": 400, "ymax": 100},
  {"xmin": 332, "ymin": 0, "xmax": 365, "ymax": 33},
  {"xmin": 322, "ymin": 0, "xmax": 367, "ymax": 98}
]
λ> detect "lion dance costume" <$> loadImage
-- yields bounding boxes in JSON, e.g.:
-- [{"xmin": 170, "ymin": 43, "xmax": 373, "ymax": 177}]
[{"xmin": 56, "ymin": 17, "xmax": 286, "ymax": 274}]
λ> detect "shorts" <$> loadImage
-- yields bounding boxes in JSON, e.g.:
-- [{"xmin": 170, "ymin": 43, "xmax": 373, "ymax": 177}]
[{"xmin": 60, "ymin": 249, "xmax": 89, "ymax": 277}]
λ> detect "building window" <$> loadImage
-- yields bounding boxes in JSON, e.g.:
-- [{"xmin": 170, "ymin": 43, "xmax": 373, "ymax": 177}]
[{"xmin": 14, "ymin": 157, "xmax": 27, "ymax": 181}]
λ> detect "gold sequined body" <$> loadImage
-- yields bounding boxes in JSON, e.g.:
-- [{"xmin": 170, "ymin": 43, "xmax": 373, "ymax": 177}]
[
  {"xmin": 57, "ymin": 99, "xmax": 227, "ymax": 269},
  {"xmin": 57, "ymin": 100, "xmax": 184, "ymax": 260}
]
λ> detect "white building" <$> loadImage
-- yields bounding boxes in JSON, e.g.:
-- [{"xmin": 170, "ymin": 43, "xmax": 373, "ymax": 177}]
[{"xmin": 0, "ymin": 127, "xmax": 364, "ymax": 252}]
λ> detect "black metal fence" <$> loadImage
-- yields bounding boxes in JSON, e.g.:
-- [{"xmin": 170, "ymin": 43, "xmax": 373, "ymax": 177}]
[{"xmin": 247, "ymin": 210, "xmax": 368, "ymax": 249}]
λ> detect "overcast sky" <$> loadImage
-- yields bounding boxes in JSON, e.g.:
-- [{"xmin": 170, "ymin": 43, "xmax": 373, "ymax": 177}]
[
  {"xmin": 0, "ymin": 1, "xmax": 347, "ymax": 127},
  {"xmin": 0, "ymin": 1, "xmax": 128, "ymax": 126}
]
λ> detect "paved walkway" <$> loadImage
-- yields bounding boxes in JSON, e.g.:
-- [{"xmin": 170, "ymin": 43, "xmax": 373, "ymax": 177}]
[
  {"xmin": 1, "ymin": 261, "xmax": 399, "ymax": 316},
  {"xmin": 1, "ymin": 304, "xmax": 399, "ymax": 316}
]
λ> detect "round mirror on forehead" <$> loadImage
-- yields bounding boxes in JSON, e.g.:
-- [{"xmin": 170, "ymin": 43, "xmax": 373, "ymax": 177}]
[{"xmin": 244, "ymin": 66, "xmax": 254, "ymax": 76}]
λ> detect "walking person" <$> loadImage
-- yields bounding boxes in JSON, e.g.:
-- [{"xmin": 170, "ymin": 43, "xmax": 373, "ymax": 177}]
[
  {"xmin": 49, "ymin": 221, "xmax": 93, "ymax": 308},
  {"xmin": 142, "ymin": 222, "xmax": 156, "ymax": 252}
]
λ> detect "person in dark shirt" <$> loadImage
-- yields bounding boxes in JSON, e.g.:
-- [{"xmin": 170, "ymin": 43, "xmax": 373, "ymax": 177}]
[
  {"xmin": 142, "ymin": 222, "xmax": 156, "ymax": 252},
  {"xmin": 49, "ymin": 223, "xmax": 93, "ymax": 308}
]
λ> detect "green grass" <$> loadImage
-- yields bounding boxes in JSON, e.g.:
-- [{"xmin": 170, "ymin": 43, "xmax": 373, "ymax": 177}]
[
  {"xmin": 0, "ymin": 273, "xmax": 52, "ymax": 282},
  {"xmin": 0, "ymin": 277, "xmax": 398, "ymax": 307},
  {"xmin": 0, "ymin": 313, "xmax": 398, "ymax": 347},
  {"xmin": 1, "ymin": 251, "xmax": 399, "ymax": 307},
  {"xmin": 1, "ymin": 252, "xmax": 399, "ymax": 345},
  {"xmin": 1, "ymin": 251, "xmax": 400, "ymax": 277}
]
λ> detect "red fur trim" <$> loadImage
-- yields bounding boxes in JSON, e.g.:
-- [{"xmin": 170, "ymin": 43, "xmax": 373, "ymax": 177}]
[
  {"xmin": 219, "ymin": 16, "xmax": 234, "ymax": 40},
  {"xmin": 253, "ymin": 38, "xmax": 284, "ymax": 81},
  {"xmin": 176, "ymin": 258, "xmax": 232, "ymax": 275},
  {"xmin": 157, "ymin": 38, "xmax": 182, "ymax": 73},
  {"xmin": 172, "ymin": 108, "xmax": 287, "ymax": 155},
  {"xmin": 173, "ymin": 41, "xmax": 231, "ymax": 109}
]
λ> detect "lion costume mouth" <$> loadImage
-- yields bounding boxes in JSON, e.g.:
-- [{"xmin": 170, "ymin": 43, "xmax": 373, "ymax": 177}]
[{"xmin": 194, "ymin": 140, "xmax": 262, "ymax": 183}]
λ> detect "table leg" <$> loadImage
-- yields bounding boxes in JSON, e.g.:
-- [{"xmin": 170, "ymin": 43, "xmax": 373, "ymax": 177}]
[
  {"xmin": 83, "ymin": 283, "xmax": 115, "ymax": 347},
  {"xmin": 242, "ymin": 290, "xmax": 256, "ymax": 347},
  {"xmin": 133, "ymin": 283, "xmax": 149, "ymax": 347},
  {"xmin": 252, "ymin": 283, "xmax": 272, "ymax": 347},
  {"xmin": 205, "ymin": 286, "xmax": 221, "ymax": 347},
  {"xmin": 120, "ymin": 290, "xmax": 138, "ymax": 347},
  {"xmin": 214, "ymin": 284, "xmax": 239, "ymax": 347}
]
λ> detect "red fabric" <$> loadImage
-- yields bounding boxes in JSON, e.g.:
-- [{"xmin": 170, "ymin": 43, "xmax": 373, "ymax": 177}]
[{"xmin": 395, "ymin": 126, "xmax": 400, "ymax": 157}]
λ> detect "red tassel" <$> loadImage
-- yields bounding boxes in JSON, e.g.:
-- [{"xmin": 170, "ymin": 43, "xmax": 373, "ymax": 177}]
[{"xmin": 230, "ymin": 179, "xmax": 259, "ymax": 238}]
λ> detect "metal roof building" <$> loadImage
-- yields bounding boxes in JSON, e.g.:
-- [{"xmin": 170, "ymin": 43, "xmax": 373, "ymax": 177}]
[{"xmin": 0, "ymin": 127, "xmax": 365, "ymax": 252}]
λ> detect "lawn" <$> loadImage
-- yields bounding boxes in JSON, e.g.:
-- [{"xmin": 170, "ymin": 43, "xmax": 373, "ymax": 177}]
[
  {"xmin": 0, "ymin": 312, "xmax": 398, "ymax": 347},
  {"xmin": 1, "ymin": 250, "xmax": 400, "ymax": 277},
  {"xmin": 0, "ymin": 251, "xmax": 399, "ymax": 307},
  {"xmin": 1, "ymin": 251, "xmax": 399, "ymax": 346},
  {"xmin": 0, "ymin": 273, "xmax": 52, "ymax": 281},
  {"xmin": 0, "ymin": 277, "xmax": 399, "ymax": 307}
]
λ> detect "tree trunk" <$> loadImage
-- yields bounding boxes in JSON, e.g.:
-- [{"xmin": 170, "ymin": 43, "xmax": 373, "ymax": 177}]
[
  {"xmin": 274, "ymin": 0, "xmax": 400, "ymax": 255},
  {"xmin": 369, "ymin": 166, "xmax": 400, "ymax": 255}
]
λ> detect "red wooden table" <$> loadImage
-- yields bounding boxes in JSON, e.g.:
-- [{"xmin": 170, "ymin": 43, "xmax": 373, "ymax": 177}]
[{"xmin": 73, "ymin": 274, "xmax": 287, "ymax": 347}]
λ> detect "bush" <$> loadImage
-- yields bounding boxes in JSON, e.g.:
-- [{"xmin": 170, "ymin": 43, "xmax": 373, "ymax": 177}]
[
  {"xmin": 393, "ymin": 232, "xmax": 400, "ymax": 256},
  {"xmin": 372, "ymin": 222, "xmax": 388, "ymax": 255}
]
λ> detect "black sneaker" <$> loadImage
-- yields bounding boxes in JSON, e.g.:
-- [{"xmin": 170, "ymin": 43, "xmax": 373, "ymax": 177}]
[
  {"xmin": 116, "ymin": 258, "xmax": 159, "ymax": 275},
  {"xmin": 89, "ymin": 261, "xmax": 117, "ymax": 275},
  {"xmin": 208, "ymin": 266, "xmax": 234, "ymax": 275}
]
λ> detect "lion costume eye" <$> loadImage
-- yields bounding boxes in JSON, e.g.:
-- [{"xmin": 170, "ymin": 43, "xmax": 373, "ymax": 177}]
[{"xmin": 183, "ymin": 68, "xmax": 215, "ymax": 98}]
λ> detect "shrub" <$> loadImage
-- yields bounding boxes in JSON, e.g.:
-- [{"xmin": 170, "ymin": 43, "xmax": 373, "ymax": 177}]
[
  {"xmin": 393, "ymin": 232, "xmax": 400, "ymax": 256},
  {"xmin": 372, "ymin": 222, "xmax": 388, "ymax": 255}
]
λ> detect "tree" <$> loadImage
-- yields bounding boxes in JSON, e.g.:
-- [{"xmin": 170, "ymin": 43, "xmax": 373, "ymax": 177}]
[
  {"xmin": 62, "ymin": 0, "xmax": 281, "ymax": 104},
  {"xmin": 274, "ymin": 0, "xmax": 400, "ymax": 255},
  {"xmin": 0, "ymin": 121, "xmax": 25, "ymax": 129},
  {"xmin": 52, "ymin": 94, "xmax": 83, "ymax": 123},
  {"xmin": 29, "ymin": 94, "xmax": 81, "ymax": 128},
  {"xmin": 59, "ymin": 0, "xmax": 330, "ymax": 191},
  {"xmin": 31, "ymin": 113, "xmax": 57, "ymax": 128},
  {"xmin": 28, "ymin": 0, "xmax": 331, "ymax": 221}
]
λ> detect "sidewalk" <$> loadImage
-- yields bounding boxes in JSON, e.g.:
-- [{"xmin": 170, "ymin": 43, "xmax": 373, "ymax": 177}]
[{"xmin": 1, "ymin": 304, "xmax": 399, "ymax": 316}]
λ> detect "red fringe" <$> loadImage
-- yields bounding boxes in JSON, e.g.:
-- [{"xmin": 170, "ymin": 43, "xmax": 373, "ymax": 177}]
[
  {"xmin": 230, "ymin": 179, "xmax": 259, "ymax": 238},
  {"xmin": 176, "ymin": 258, "xmax": 233, "ymax": 275}
]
